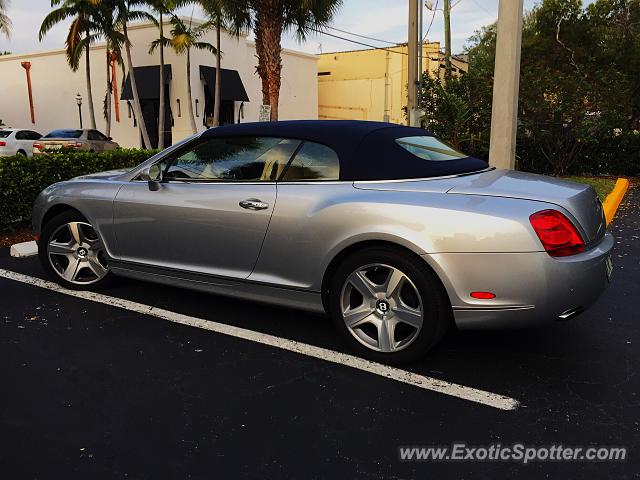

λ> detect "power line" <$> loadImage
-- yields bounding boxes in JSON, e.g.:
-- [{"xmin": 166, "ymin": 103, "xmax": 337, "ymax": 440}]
[
  {"xmin": 325, "ymin": 25, "xmax": 398, "ymax": 46},
  {"xmin": 469, "ymin": 0, "xmax": 495, "ymax": 17},
  {"xmin": 423, "ymin": 0, "xmax": 439, "ymax": 41},
  {"xmin": 313, "ymin": 28, "xmax": 408, "ymax": 55}
]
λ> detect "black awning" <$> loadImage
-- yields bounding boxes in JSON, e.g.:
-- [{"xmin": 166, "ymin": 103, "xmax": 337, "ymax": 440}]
[
  {"xmin": 199, "ymin": 66, "xmax": 249, "ymax": 102},
  {"xmin": 121, "ymin": 65, "xmax": 172, "ymax": 100}
]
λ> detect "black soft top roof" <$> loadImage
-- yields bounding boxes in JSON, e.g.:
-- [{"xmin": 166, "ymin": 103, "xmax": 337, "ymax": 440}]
[{"xmin": 201, "ymin": 120, "xmax": 488, "ymax": 181}]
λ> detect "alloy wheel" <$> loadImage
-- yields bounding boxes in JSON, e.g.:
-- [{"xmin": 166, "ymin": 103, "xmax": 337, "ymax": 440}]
[
  {"xmin": 340, "ymin": 263, "xmax": 424, "ymax": 352},
  {"xmin": 47, "ymin": 221, "xmax": 109, "ymax": 285}
]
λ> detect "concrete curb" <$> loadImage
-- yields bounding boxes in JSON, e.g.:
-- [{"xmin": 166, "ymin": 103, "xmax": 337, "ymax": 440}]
[
  {"xmin": 603, "ymin": 178, "xmax": 630, "ymax": 226},
  {"xmin": 10, "ymin": 240, "xmax": 38, "ymax": 258}
]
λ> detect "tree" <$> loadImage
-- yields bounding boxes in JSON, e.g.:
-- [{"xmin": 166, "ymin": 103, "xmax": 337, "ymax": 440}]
[
  {"xmin": 226, "ymin": 0, "xmax": 342, "ymax": 121},
  {"xmin": 114, "ymin": 0, "xmax": 154, "ymax": 148},
  {"xmin": 152, "ymin": 15, "xmax": 215, "ymax": 133},
  {"xmin": 40, "ymin": 0, "xmax": 102, "ymax": 129},
  {"xmin": 201, "ymin": 0, "xmax": 235, "ymax": 127},
  {"xmin": 0, "ymin": 0, "xmax": 11, "ymax": 38},
  {"xmin": 419, "ymin": 0, "xmax": 640, "ymax": 176},
  {"xmin": 147, "ymin": 0, "xmax": 183, "ymax": 148},
  {"xmin": 92, "ymin": 0, "xmax": 125, "ymax": 138}
]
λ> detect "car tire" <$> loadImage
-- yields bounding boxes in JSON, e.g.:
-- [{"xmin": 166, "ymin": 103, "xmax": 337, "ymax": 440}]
[
  {"xmin": 17, "ymin": 150, "xmax": 27, "ymax": 156},
  {"xmin": 38, "ymin": 210, "xmax": 113, "ymax": 290},
  {"xmin": 328, "ymin": 246, "xmax": 451, "ymax": 364}
]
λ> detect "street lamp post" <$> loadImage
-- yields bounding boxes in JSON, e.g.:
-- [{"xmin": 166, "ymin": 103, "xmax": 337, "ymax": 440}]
[{"xmin": 76, "ymin": 93, "xmax": 83, "ymax": 128}]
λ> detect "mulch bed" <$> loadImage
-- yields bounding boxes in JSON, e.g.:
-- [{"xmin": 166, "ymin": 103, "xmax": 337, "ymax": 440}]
[{"xmin": 1, "ymin": 223, "xmax": 34, "ymax": 249}]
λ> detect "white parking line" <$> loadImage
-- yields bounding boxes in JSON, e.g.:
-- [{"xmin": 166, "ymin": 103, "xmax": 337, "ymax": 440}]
[{"xmin": 0, "ymin": 268, "xmax": 520, "ymax": 411}]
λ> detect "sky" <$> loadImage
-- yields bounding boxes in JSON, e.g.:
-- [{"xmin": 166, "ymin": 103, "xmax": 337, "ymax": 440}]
[{"xmin": 1, "ymin": 0, "xmax": 594, "ymax": 56}]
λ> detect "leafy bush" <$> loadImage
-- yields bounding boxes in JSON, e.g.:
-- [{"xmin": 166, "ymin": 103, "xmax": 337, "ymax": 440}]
[
  {"xmin": 0, "ymin": 149, "xmax": 158, "ymax": 232},
  {"xmin": 420, "ymin": 0, "xmax": 640, "ymax": 177}
]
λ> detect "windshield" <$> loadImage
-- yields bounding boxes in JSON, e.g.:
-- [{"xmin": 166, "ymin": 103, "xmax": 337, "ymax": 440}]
[
  {"xmin": 395, "ymin": 136, "xmax": 468, "ymax": 161},
  {"xmin": 0, "ymin": 131, "xmax": 12, "ymax": 138},
  {"xmin": 44, "ymin": 129, "xmax": 83, "ymax": 139}
]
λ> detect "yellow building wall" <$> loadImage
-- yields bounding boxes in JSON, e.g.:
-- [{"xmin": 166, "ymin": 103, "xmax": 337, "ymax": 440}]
[{"xmin": 317, "ymin": 43, "xmax": 442, "ymax": 125}]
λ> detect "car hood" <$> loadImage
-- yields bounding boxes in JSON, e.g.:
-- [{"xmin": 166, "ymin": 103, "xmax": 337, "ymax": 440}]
[{"xmin": 73, "ymin": 169, "xmax": 131, "ymax": 180}]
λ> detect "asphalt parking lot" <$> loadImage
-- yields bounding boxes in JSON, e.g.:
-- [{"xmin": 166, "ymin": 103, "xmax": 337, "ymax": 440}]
[{"xmin": 1, "ymin": 185, "xmax": 638, "ymax": 479}]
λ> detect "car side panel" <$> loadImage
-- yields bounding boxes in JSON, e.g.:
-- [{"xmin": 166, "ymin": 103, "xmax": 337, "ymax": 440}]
[
  {"xmin": 0, "ymin": 132, "xmax": 18, "ymax": 156},
  {"xmin": 250, "ymin": 183, "xmax": 549, "ymax": 291},
  {"xmin": 427, "ymin": 232, "xmax": 614, "ymax": 328},
  {"xmin": 32, "ymin": 180, "xmax": 123, "ymax": 259}
]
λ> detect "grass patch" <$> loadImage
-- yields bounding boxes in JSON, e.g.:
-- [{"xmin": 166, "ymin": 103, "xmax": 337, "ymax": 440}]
[{"xmin": 565, "ymin": 176, "xmax": 616, "ymax": 201}]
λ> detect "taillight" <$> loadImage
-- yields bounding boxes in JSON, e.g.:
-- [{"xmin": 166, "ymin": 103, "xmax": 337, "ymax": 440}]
[
  {"xmin": 530, "ymin": 209, "xmax": 585, "ymax": 257},
  {"xmin": 73, "ymin": 142, "xmax": 83, "ymax": 148},
  {"xmin": 0, "ymin": 141, "xmax": 6, "ymax": 146},
  {"xmin": 33, "ymin": 142, "xmax": 43, "ymax": 150}
]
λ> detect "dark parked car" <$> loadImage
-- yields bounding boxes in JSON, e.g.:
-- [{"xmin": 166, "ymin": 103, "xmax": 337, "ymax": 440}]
[{"xmin": 33, "ymin": 129, "xmax": 119, "ymax": 154}]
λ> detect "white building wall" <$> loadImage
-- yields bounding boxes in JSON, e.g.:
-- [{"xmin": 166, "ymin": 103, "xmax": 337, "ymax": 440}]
[{"xmin": 0, "ymin": 19, "xmax": 318, "ymax": 148}]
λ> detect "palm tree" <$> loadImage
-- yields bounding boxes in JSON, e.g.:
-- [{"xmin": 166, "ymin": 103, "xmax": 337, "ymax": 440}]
[
  {"xmin": 93, "ymin": 1, "xmax": 125, "ymax": 138},
  {"xmin": 225, "ymin": 0, "xmax": 341, "ymax": 121},
  {"xmin": 152, "ymin": 15, "xmax": 215, "ymax": 134},
  {"xmin": 114, "ymin": 0, "xmax": 154, "ymax": 148},
  {"xmin": 0, "ymin": 0, "xmax": 11, "ymax": 38},
  {"xmin": 201, "ymin": 0, "xmax": 240, "ymax": 127},
  {"xmin": 40, "ymin": 0, "xmax": 104, "ymax": 129},
  {"xmin": 147, "ymin": 1, "xmax": 177, "ymax": 148}
]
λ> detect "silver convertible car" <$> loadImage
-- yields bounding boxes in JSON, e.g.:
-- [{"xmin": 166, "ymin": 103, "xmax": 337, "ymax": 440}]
[{"xmin": 33, "ymin": 121, "xmax": 614, "ymax": 363}]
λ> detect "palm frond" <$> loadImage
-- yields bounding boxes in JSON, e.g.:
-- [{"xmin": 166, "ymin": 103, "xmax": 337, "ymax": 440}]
[
  {"xmin": 149, "ymin": 35, "xmax": 170, "ymax": 54},
  {"xmin": 66, "ymin": 15, "xmax": 85, "ymax": 49},
  {"xmin": 194, "ymin": 19, "xmax": 214, "ymax": 34},
  {"xmin": 192, "ymin": 40, "xmax": 217, "ymax": 54},
  {"xmin": 66, "ymin": 31, "xmax": 94, "ymax": 71},
  {"xmin": 126, "ymin": 9, "xmax": 156, "ymax": 23},
  {"xmin": 286, "ymin": 0, "xmax": 343, "ymax": 42},
  {"xmin": 0, "ymin": 12, "xmax": 11, "ymax": 38},
  {"xmin": 170, "ymin": 32, "xmax": 190, "ymax": 52},
  {"xmin": 39, "ymin": 6, "xmax": 75, "ymax": 40}
]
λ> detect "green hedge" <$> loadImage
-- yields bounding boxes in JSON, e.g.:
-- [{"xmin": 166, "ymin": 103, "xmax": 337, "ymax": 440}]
[{"xmin": 0, "ymin": 149, "xmax": 158, "ymax": 232}]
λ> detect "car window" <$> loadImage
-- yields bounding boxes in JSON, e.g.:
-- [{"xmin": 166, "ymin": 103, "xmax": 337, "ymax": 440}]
[
  {"xmin": 395, "ymin": 136, "xmax": 468, "ymax": 161},
  {"xmin": 88, "ymin": 130, "xmax": 108, "ymax": 141},
  {"xmin": 165, "ymin": 137, "xmax": 301, "ymax": 182},
  {"xmin": 0, "ymin": 131, "xmax": 11, "ymax": 138},
  {"xmin": 15, "ymin": 130, "xmax": 28, "ymax": 140},
  {"xmin": 281, "ymin": 141, "xmax": 340, "ymax": 181},
  {"xmin": 29, "ymin": 131, "xmax": 42, "ymax": 140},
  {"xmin": 44, "ymin": 129, "xmax": 83, "ymax": 139}
]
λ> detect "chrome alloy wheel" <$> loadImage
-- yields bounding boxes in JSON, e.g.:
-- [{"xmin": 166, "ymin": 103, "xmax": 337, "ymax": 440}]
[
  {"xmin": 340, "ymin": 264, "xmax": 424, "ymax": 353},
  {"xmin": 47, "ymin": 221, "xmax": 108, "ymax": 285}
]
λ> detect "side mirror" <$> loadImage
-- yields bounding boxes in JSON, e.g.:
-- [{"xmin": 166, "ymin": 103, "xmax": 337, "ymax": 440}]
[
  {"xmin": 146, "ymin": 163, "xmax": 163, "ymax": 191},
  {"xmin": 108, "ymin": 136, "xmax": 113, "ymax": 141}
]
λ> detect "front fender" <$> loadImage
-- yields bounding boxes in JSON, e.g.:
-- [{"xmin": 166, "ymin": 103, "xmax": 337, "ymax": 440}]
[{"xmin": 32, "ymin": 180, "xmax": 124, "ymax": 259}]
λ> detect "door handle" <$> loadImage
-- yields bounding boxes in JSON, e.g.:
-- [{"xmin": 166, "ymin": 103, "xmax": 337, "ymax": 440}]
[{"xmin": 239, "ymin": 199, "xmax": 269, "ymax": 210}]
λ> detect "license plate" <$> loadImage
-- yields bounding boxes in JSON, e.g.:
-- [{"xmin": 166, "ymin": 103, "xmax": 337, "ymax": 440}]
[
  {"xmin": 605, "ymin": 255, "xmax": 613, "ymax": 282},
  {"xmin": 45, "ymin": 144, "xmax": 62, "ymax": 150}
]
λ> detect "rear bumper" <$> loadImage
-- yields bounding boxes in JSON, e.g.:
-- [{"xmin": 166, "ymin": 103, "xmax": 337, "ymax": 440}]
[{"xmin": 424, "ymin": 232, "xmax": 615, "ymax": 329}]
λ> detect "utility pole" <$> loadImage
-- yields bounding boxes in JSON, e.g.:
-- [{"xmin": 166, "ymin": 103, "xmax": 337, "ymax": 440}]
[
  {"xmin": 443, "ymin": 0, "xmax": 452, "ymax": 78},
  {"xmin": 489, "ymin": 0, "xmax": 524, "ymax": 170},
  {"xmin": 407, "ymin": 0, "xmax": 420, "ymax": 126}
]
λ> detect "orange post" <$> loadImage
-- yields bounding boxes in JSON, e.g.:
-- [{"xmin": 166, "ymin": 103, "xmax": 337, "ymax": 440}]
[
  {"xmin": 20, "ymin": 62, "xmax": 35, "ymax": 124},
  {"xmin": 109, "ymin": 52, "xmax": 120, "ymax": 122}
]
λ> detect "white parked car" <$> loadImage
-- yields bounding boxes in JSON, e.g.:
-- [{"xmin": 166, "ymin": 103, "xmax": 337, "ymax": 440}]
[{"xmin": 0, "ymin": 128, "xmax": 42, "ymax": 157}]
